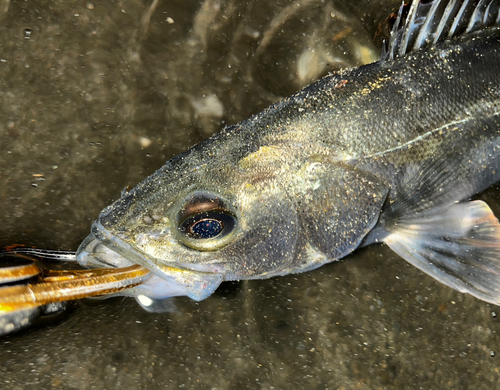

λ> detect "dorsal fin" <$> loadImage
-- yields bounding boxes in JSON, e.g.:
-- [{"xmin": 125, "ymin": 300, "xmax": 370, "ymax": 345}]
[{"xmin": 382, "ymin": 0, "xmax": 500, "ymax": 61}]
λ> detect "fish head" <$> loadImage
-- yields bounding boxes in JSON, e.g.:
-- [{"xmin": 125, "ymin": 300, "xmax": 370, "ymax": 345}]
[
  {"xmin": 76, "ymin": 135, "xmax": 305, "ymax": 304},
  {"xmin": 76, "ymin": 125, "xmax": 389, "ymax": 306}
]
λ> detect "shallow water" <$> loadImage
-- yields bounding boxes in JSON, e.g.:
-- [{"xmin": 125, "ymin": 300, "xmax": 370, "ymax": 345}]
[{"xmin": 1, "ymin": 1, "xmax": 500, "ymax": 389}]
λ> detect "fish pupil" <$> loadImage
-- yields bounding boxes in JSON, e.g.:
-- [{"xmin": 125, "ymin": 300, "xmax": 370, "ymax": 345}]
[{"xmin": 189, "ymin": 218, "xmax": 223, "ymax": 238}]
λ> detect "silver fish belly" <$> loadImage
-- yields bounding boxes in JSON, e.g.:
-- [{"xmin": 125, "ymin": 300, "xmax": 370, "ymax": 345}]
[{"xmin": 76, "ymin": 0, "xmax": 500, "ymax": 309}]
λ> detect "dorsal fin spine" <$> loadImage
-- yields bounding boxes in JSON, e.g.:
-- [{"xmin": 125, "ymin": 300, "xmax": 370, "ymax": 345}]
[
  {"xmin": 483, "ymin": 0, "xmax": 494, "ymax": 24},
  {"xmin": 466, "ymin": 0, "xmax": 490, "ymax": 33},
  {"xmin": 414, "ymin": 0, "xmax": 441, "ymax": 50},
  {"xmin": 387, "ymin": 2, "xmax": 405, "ymax": 60},
  {"xmin": 432, "ymin": 0, "xmax": 460, "ymax": 44},
  {"xmin": 399, "ymin": 0, "xmax": 419, "ymax": 57},
  {"xmin": 448, "ymin": 0, "xmax": 472, "ymax": 38}
]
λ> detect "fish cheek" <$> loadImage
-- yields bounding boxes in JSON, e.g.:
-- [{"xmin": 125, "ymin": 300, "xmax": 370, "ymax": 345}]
[
  {"xmin": 293, "ymin": 163, "xmax": 389, "ymax": 261},
  {"xmin": 221, "ymin": 185, "xmax": 300, "ymax": 280}
]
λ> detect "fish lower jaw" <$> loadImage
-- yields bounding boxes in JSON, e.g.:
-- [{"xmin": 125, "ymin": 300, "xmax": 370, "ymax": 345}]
[{"xmin": 77, "ymin": 222, "xmax": 225, "ymax": 302}]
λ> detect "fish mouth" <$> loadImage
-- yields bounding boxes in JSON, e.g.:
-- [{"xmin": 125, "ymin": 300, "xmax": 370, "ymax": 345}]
[{"xmin": 76, "ymin": 219, "xmax": 224, "ymax": 302}]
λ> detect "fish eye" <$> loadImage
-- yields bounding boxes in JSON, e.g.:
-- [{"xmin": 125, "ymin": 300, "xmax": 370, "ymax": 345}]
[
  {"xmin": 175, "ymin": 191, "xmax": 238, "ymax": 250},
  {"xmin": 179, "ymin": 211, "xmax": 236, "ymax": 240},
  {"xmin": 188, "ymin": 217, "xmax": 222, "ymax": 238}
]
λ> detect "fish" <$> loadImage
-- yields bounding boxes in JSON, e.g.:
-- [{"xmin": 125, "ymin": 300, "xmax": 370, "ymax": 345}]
[
  {"xmin": 3, "ymin": 0, "xmax": 500, "ymax": 321},
  {"xmin": 73, "ymin": 0, "xmax": 500, "ymax": 310}
]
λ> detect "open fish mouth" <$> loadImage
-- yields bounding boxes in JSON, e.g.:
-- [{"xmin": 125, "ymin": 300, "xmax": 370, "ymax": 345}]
[{"xmin": 76, "ymin": 220, "xmax": 225, "ymax": 305}]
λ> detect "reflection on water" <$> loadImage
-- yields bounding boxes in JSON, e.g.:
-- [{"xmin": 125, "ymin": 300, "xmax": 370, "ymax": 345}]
[{"xmin": 1, "ymin": 1, "xmax": 500, "ymax": 389}]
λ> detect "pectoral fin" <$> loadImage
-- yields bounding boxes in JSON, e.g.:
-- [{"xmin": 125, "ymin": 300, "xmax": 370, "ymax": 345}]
[
  {"xmin": 385, "ymin": 200, "xmax": 500, "ymax": 305},
  {"xmin": 369, "ymin": 112, "xmax": 500, "ymax": 304}
]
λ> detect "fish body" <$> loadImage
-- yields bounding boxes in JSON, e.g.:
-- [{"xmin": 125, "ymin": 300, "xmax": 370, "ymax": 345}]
[{"xmin": 76, "ymin": 0, "xmax": 500, "ymax": 308}]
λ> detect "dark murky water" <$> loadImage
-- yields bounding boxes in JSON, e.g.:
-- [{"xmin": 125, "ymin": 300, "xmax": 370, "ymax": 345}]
[{"xmin": 1, "ymin": 1, "xmax": 500, "ymax": 389}]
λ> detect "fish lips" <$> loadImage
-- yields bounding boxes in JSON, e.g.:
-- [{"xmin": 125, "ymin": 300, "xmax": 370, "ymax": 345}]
[{"xmin": 76, "ymin": 220, "xmax": 224, "ymax": 302}]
